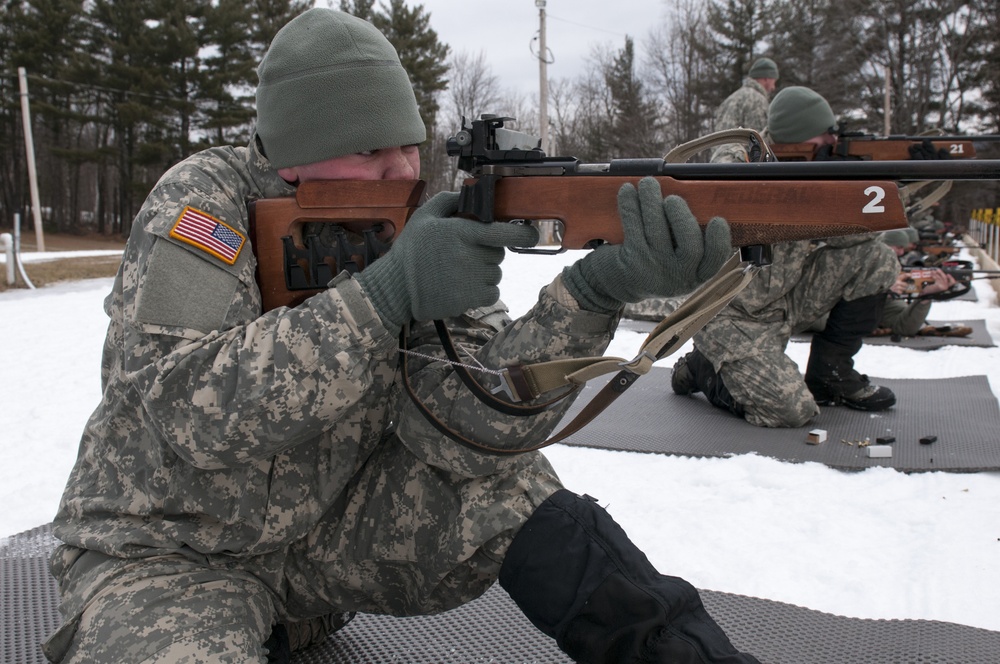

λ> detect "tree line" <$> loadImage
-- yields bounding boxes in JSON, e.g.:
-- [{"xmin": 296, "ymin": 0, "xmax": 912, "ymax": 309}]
[{"xmin": 1, "ymin": 0, "xmax": 998, "ymax": 238}]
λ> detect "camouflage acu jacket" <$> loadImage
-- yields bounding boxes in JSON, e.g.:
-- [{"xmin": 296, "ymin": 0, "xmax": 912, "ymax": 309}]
[
  {"xmin": 51, "ymin": 136, "xmax": 615, "ymax": 560},
  {"xmin": 710, "ymin": 78, "xmax": 771, "ymax": 163},
  {"xmin": 715, "ymin": 78, "xmax": 770, "ymax": 134}
]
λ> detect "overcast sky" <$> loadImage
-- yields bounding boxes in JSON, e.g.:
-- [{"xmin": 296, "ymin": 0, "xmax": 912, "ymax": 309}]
[{"xmin": 375, "ymin": 1, "xmax": 671, "ymax": 101}]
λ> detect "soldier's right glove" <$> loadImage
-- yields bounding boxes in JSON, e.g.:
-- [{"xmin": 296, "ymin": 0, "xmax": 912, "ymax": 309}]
[
  {"xmin": 908, "ymin": 139, "xmax": 952, "ymax": 160},
  {"xmin": 355, "ymin": 191, "xmax": 539, "ymax": 331},
  {"xmin": 561, "ymin": 176, "xmax": 732, "ymax": 314}
]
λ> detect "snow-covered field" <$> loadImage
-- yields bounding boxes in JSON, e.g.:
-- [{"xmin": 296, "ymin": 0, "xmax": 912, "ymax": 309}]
[{"xmin": 2, "ymin": 246, "xmax": 999, "ymax": 632}]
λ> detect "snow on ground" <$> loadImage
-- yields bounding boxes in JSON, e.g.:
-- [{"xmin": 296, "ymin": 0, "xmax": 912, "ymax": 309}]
[{"xmin": 2, "ymin": 246, "xmax": 999, "ymax": 632}]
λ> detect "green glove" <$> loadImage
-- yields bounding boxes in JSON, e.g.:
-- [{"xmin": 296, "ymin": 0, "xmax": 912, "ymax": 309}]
[
  {"xmin": 908, "ymin": 139, "xmax": 952, "ymax": 160},
  {"xmin": 562, "ymin": 176, "xmax": 732, "ymax": 314},
  {"xmin": 355, "ymin": 191, "xmax": 539, "ymax": 330}
]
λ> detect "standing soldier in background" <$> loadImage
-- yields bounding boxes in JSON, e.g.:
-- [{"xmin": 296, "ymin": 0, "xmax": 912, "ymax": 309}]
[
  {"xmin": 711, "ymin": 57, "xmax": 780, "ymax": 163},
  {"xmin": 672, "ymin": 87, "xmax": 900, "ymax": 428}
]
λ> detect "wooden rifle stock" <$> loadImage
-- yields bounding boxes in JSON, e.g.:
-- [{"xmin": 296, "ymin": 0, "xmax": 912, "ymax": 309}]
[
  {"xmin": 477, "ymin": 175, "xmax": 904, "ymax": 250},
  {"xmin": 248, "ymin": 173, "xmax": 904, "ymax": 312},
  {"xmin": 248, "ymin": 179, "xmax": 424, "ymax": 312}
]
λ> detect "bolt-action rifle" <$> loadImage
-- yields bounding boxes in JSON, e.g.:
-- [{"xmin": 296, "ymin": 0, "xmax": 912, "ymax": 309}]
[
  {"xmin": 769, "ymin": 131, "xmax": 1000, "ymax": 162},
  {"xmin": 896, "ymin": 260, "xmax": 1000, "ymax": 300},
  {"xmin": 248, "ymin": 115, "xmax": 1000, "ymax": 313}
]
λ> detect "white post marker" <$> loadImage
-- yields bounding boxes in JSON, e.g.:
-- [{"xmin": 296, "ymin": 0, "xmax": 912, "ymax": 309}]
[{"xmin": 1, "ymin": 233, "xmax": 13, "ymax": 285}]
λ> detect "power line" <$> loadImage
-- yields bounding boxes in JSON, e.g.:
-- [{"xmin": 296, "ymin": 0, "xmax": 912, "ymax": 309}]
[
  {"xmin": 1, "ymin": 70, "xmax": 196, "ymax": 105},
  {"xmin": 547, "ymin": 13, "xmax": 631, "ymax": 39}
]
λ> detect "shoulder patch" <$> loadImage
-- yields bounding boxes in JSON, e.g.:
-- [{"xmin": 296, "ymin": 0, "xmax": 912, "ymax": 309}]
[{"xmin": 169, "ymin": 206, "xmax": 245, "ymax": 265}]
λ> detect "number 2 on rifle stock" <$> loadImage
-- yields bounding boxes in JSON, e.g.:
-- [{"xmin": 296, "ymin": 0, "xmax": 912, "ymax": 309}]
[{"xmin": 862, "ymin": 185, "xmax": 886, "ymax": 214}]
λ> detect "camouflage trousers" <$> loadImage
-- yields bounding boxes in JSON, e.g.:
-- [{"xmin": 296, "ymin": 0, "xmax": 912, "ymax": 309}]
[
  {"xmin": 43, "ymin": 435, "xmax": 562, "ymax": 663},
  {"xmin": 693, "ymin": 240, "xmax": 897, "ymax": 427}
]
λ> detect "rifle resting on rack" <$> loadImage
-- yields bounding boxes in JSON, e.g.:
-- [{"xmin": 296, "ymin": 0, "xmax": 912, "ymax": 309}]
[
  {"xmin": 248, "ymin": 116, "xmax": 1000, "ymax": 313},
  {"xmin": 769, "ymin": 131, "xmax": 1000, "ymax": 161}
]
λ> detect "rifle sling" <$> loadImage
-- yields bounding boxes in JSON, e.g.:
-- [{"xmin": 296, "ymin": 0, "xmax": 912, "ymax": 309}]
[
  {"xmin": 662, "ymin": 128, "xmax": 776, "ymax": 164},
  {"xmin": 400, "ymin": 253, "xmax": 759, "ymax": 456}
]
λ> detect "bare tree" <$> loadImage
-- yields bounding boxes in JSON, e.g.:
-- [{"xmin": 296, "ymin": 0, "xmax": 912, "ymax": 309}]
[
  {"xmin": 645, "ymin": 0, "xmax": 716, "ymax": 152},
  {"xmin": 419, "ymin": 49, "xmax": 533, "ymax": 194},
  {"xmin": 553, "ymin": 44, "xmax": 619, "ymax": 161},
  {"xmin": 444, "ymin": 50, "xmax": 502, "ymax": 126},
  {"xmin": 854, "ymin": 0, "xmax": 953, "ymax": 133},
  {"xmin": 769, "ymin": 0, "xmax": 870, "ymax": 101},
  {"xmin": 933, "ymin": 0, "xmax": 992, "ymax": 131}
]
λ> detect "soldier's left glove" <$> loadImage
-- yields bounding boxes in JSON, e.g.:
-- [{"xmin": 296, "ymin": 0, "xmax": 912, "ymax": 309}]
[{"xmin": 561, "ymin": 176, "xmax": 732, "ymax": 314}]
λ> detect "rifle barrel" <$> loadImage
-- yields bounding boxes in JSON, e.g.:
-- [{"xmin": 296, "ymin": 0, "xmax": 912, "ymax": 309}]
[{"xmin": 594, "ymin": 159, "xmax": 1000, "ymax": 182}]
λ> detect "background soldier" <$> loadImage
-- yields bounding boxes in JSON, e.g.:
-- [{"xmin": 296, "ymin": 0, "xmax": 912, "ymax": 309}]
[
  {"xmin": 711, "ymin": 57, "xmax": 780, "ymax": 163},
  {"xmin": 672, "ymin": 86, "xmax": 899, "ymax": 427}
]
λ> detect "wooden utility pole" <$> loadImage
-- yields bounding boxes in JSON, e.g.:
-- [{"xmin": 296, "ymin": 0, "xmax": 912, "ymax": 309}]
[
  {"xmin": 536, "ymin": 0, "xmax": 549, "ymax": 153},
  {"xmin": 17, "ymin": 67, "xmax": 44, "ymax": 252}
]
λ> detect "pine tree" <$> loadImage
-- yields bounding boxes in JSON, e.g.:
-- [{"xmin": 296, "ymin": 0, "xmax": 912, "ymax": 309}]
[
  {"xmin": 200, "ymin": 0, "xmax": 259, "ymax": 147},
  {"xmin": 697, "ymin": 0, "xmax": 772, "ymax": 111},
  {"xmin": 1, "ymin": 0, "xmax": 88, "ymax": 232},
  {"xmin": 604, "ymin": 37, "xmax": 660, "ymax": 157},
  {"xmin": 250, "ymin": 0, "xmax": 311, "ymax": 56},
  {"xmin": 84, "ymin": 0, "xmax": 176, "ymax": 233},
  {"xmin": 368, "ymin": 0, "xmax": 450, "ymax": 167}
]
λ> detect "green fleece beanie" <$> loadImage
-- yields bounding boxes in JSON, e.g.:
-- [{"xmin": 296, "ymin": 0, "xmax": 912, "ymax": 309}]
[
  {"xmin": 767, "ymin": 86, "xmax": 837, "ymax": 144},
  {"xmin": 880, "ymin": 229, "xmax": 911, "ymax": 248},
  {"xmin": 255, "ymin": 8, "xmax": 426, "ymax": 169},
  {"xmin": 748, "ymin": 57, "xmax": 779, "ymax": 80},
  {"xmin": 905, "ymin": 227, "xmax": 920, "ymax": 244}
]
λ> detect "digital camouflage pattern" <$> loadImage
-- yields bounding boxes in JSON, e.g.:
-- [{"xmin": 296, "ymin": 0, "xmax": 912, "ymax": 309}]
[
  {"xmin": 711, "ymin": 78, "xmax": 772, "ymax": 163},
  {"xmin": 692, "ymin": 238, "xmax": 898, "ymax": 427},
  {"xmin": 909, "ymin": 207, "xmax": 945, "ymax": 233},
  {"xmin": 716, "ymin": 78, "xmax": 771, "ymax": 134},
  {"xmin": 44, "ymin": 135, "xmax": 618, "ymax": 662}
]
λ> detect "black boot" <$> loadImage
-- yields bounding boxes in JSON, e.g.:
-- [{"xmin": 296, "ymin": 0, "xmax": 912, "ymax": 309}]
[
  {"xmin": 673, "ymin": 349, "xmax": 745, "ymax": 418},
  {"xmin": 265, "ymin": 612, "xmax": 356, "ymax": 662},
  {"xmin": 804, "ymin": 294, "xmax": 895, "ymax": 411},
  {"xmin": 263, "ymin": 624, "xmax": 291, "ymax": 664},
  {"xmin": 499, "ymin": 490, "xmax": 760, "ymax": 664}
]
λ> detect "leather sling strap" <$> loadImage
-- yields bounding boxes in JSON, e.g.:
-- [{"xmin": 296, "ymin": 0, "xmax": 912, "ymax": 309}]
[
  {"xmin": 662, "ymin": 128, "xmax": 777, "ymax": 164},
  {"xmin": 400, "ymin": 253, "xmax": 760, "ymax": 455}
]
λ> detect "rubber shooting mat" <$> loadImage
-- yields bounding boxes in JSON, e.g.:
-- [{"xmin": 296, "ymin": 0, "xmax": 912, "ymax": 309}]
[
  {"xmin": 790, "ymin": 319, "xmax": 995, "ymax": 350},
  {"xmin": 620, "ymin": 318, "xmax": 994, "ymax": 350},
  {"xmin": 4, "ymin": 525, "xmax": 1000, "ymax": 664},
  {"xmin": 556, "ymin": 368, "xmax": 1000, "ymax": 473},
  {"xmin": 955, "ymin": 286, "xmax": 979, "ymax": 301}
]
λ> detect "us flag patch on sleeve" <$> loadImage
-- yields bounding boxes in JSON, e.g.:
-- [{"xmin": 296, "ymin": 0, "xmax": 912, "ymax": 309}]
[{"xmin": 169, "ymin": 207, "xmax": 245, "ymax": 265}]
